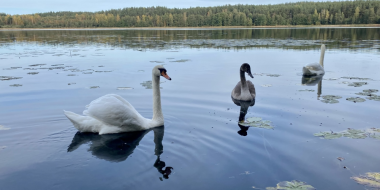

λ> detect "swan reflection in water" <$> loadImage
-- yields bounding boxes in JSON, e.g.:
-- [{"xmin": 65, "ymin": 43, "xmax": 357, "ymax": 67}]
[
  {"xmin": 67, "ymin": 126, "xmax": 173, "ymax": 179},
  {"xmin": 231, "ymin": 97, "xmax": 255, "ymax": 136},
  {"xmin": 302, "ymin": 75, "xmax": 323, "ymax": 99}
]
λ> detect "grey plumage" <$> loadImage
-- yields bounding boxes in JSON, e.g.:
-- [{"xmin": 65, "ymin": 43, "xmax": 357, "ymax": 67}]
[{"xmin": 231, "ymin": 63, "xmax": 256, "ymax": 101}]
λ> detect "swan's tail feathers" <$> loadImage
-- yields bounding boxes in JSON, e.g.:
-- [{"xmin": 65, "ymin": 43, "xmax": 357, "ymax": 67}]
[{"xmin": 64, "ymin": 111, "xmax": 102, "ymax": 133}]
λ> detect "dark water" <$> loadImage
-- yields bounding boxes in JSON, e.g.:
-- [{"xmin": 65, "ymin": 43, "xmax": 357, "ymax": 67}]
[{"xmin": 0, "ymin": 28, "xmax": 379, "ymax": 190}]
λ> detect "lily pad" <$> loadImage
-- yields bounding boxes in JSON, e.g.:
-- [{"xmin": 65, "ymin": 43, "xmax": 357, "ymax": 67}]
[
  {"xmin": 341, "ymin": 129, "xmax": 367, "ymax": 139},
  {"xmin": 314, "ymin": 128, "xmax": 380, "ymax": 140},
  {"xmin": 314, "ymin": 131, "xmax": 342, "ymax": 139},
  {"xmin": 0, "ymin": 76, "xmax": 22, "ymax": 81},
  {"xmin": 363, "ymin": 89, "xmax": 379, "ymax": 93},
  {"xmin": 169, "ymin": 59, "xmax": 190, "ymax": 62},
  {"xmin": 117, "ymin": 87, "xmax": 133, "ymax": 90},
  {"xmin": 367, "ymin": 95, "xmax": 380, "ymax": 101},
  {"xmin": 351, "ymin": 172, "xmax": 380, "ymax": 189},
  {"xmin": 266, "ymin": 180, "xmax": 316, "ymax": 190},
  {"xmin": 348, "ymin": 82, "xmax": 368, "ymax": 87},
  {"xmin": 0, "ymin": 125, "xmax": 10, "ymax": 130},
  {"xmin": 321, "ymin": 95, "xmax": 342, "ymax": 104},
  {"xmin": 346, "ymin": 97, "xmax": 366, "ymax": 103},
  {"xmin": 9, "ymin": 84, "xmax": 22, "ymax": 87},
  {"xmin": 341, "ymin": 77, "xmax": 371, "ymax": 80},
  {"xmin": 140, "ymin": 81, "xmax": 163, "ymax": 89},
  {"xmin": 239, "ymin": 117, "xmax": 273, "ymax": 129},
  {"xmin": 355, "ymin": 92, "xmax": 376, "ymax": 96},
  {"xmin": 266, "ymin": 74, "xmax": 280, "ymax": 77}
]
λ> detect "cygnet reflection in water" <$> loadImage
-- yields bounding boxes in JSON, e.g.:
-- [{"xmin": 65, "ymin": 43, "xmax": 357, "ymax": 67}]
[
  {"xmin": 67, "ymin": 126, "xmax": 174, "ymax": 179},
  {"xmin": 232, "ymin": 97, "xmax": 255, "ymax": 136},
  {"xmin": 302, "ymin": 75, "xmax": 323, "ymax": 99},
  {"xmin": 302, "ymin": 75, "xmax": 323, "ymax": 86}
]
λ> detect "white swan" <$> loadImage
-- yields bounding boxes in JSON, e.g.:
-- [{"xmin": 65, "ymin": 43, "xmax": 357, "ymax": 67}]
[
  {"xmin": 64, "ymin": 65, "xmax": 171, "ymax": 135},
  {"xmin": 231, "ymin": 63, "xmax": 256, "ymax": 101},
  {"xmin": 302, "ymin": 44, "xmax": 326, "ymax": 76}
]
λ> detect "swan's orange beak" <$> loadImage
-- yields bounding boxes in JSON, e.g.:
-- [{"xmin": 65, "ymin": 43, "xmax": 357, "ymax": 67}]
[{"xmin": 161, "ymin": 71, "xmax": 171, "ymax": 80}]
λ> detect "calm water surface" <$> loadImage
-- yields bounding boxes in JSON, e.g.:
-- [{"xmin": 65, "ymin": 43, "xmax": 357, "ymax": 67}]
[{"xmin": 0, "ymin": 28, "xmax": 380, "ymax": 190}]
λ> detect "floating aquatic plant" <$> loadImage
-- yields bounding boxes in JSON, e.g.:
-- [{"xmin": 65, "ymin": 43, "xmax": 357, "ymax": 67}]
[
  {"xmin": 314, "ymin": 128, "xmax": 380, "ymax": 140},
  {"xmin": 367, "ymin": 94, "xmax": 380, "ymax": 101},
  {"xmin": 341, "ymin": 77, "xmax": 372, "ymax": 80},
  {"xmin": 140, "ymin": 81, "xmax": 163, "ymax": 89},
  {"xmin": 169, "ymin": 59, "xmax": 190, "ymax": 62},
  {"xmin": 0, "ymin": 76, "xmax": 22, "ymax": 81},
  {"xmin": 321, "ymin": 95, "xmax": 342, "ymax": 104},
  {"xmin": 266, "ymin": 74, "xmax": 280, "ymax": 77},
  {"xmin": 346, "ymin": 97, "xmax": 366, "ymax": 103},
  {"xmin": 117, "ymin": 87, "xmax": 133, "ymax": 90},
  {"xmin": 364, "ymin": 89, "xmax": 379, "ymax": 93},
  {"xmin": 9, "ymin": 84, "xmax": 22, "ymax": 87},
  {"xmin": 266, "ymin": 180, "xmax": 316, "ymax": 190},
  {"xmin": 0, "ymin": 125, "xmax": 10, "ymax": 130},
  {"xmin": 313, "ymin": 131, "xmax": 342, "ymax": 139},
  {"xmin": 29, "ymin": 64, "xmax": 46, "ymax": 67},
  {"xmin": 239, "ymin": 117, "xmax": 273, "ymax": 129},
  {"xmin": 351, "ymin": 172, "xmax": 380, "ymax": 189},
  {"xmin": 348, "ymin": 82, "xmax": 368, "ymax": 87}
]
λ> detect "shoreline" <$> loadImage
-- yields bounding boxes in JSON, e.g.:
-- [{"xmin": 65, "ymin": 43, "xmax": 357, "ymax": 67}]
[{"xmin": 1, "ymin": 24, "xmax": 380, "ymax": 30}]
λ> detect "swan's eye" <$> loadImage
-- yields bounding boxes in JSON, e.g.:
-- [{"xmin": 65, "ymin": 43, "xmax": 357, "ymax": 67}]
[
  {"xmin": 158, "ymin": 68, "xmax": 167, "ymax": 75},
  {"xmin": 158, "ymin": 68, "xmax": 171, "ymax": 80}
]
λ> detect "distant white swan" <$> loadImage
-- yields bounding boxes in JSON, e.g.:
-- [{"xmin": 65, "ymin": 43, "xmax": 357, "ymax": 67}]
[
  {"xmin": 303, "ymin": 44, "xmax": 326, "ymax": 76},
  {"xmin": 64, "ymin": 65, "xmax": 171, "ymax": 135},
  {"xmin": 231, "ymin": 63, "xmax": 256, "ymax": 101}
]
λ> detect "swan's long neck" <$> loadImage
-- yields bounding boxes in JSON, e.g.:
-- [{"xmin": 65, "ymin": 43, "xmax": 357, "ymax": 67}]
[
  {"xmin": 319, "ymin": 44, "xmax": 325, "ymax": 67},
  {"xmin": 152, "ymin": 74, "xmax": 163, "ymax": 122},
  {"xmin": 240, "ymin": 70, "xmax": 248, "ymax": 90}
]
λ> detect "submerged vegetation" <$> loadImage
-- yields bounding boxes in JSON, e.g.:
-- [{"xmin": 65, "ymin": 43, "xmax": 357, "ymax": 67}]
[{"xmin": 1, "ymin": 0, "xmax": 380, "ymax": 28}]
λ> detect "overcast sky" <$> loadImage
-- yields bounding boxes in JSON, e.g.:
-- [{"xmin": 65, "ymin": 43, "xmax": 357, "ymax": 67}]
[{"xmin": 2, "ymin": 0, "xmax": 340, "ymax": 15}]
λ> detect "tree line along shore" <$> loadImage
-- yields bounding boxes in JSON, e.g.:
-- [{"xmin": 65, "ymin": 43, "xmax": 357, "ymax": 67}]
[{"xmin": 1, "ymin": 0, "xmax": 380, "ymax": 28}]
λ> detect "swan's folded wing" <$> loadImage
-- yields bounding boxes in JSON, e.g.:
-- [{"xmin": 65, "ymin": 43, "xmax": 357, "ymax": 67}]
[
  {"xmin": 85, "ymin": 94, "xmax": 142, "ymax": 127},
  {"xmin": 247, "ymin": 80, "xmax": 256, "ymax": 99},
  {"xmin": 231, "ymin": 81, "xmax": 241, "ymax": 99},
  {"xmin": 303, "ymin": 62, "xmax": 325, "ymax": 76}
]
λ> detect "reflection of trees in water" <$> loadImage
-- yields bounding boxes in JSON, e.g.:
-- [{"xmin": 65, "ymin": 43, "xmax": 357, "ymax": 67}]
[
  {"xmin": 1, "ymin": 28, "xmax": 380, "ymax": 51},
  {"xmin": 68, "ymin": 126, "xmax": 173, "ymax": 179}
]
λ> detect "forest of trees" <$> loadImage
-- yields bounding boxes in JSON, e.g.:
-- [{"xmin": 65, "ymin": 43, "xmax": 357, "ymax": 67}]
[{"xmin": 1, "ymin": 0, "xmax": 380, "ymax": 28}]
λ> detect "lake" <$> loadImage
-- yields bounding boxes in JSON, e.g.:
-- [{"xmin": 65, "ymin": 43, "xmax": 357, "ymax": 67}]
[{"xmin": 0, "ymin": 28, "xmax": 380, "ymax": 190}]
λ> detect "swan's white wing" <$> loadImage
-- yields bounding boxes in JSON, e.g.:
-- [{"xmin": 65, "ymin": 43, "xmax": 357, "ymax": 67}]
[{"xmin": 84, "ymin": 94, "xmax": 144, "ymax": 127}]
